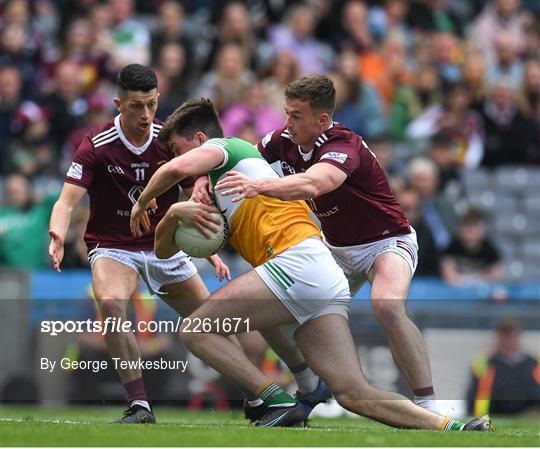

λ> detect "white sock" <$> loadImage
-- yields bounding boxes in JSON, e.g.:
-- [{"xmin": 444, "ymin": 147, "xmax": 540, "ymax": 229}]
[
  {"xmin": 130, "ymin": 400, "xmax": 151, "ymax": 412},
  {"xmin": 414, "ymin": 394, "xmax": 439, "ymax": 414},
  {"xmin": 292, "ymin": 366, "xmax": 319, "ymax": 393},
  {"xmin": 247, "ymin": 398, "xmax": 264, "ymax": 407}
]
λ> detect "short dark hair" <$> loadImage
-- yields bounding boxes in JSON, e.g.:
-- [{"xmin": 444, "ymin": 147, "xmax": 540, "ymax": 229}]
[
  {"xmin": 117, "ymin": 64, "xmax": 157, "ymax": 93},
  {"xmin": 285, "ymin": 75, "xmax": 336, "ymax": 115},
  {"xmin": 158, "ymin": 98, "xmax": 224, "ymax": 145}
]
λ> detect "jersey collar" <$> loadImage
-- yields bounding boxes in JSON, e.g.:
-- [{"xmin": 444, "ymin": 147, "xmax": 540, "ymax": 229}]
[
  {"xmin": 114, "ymin": 114, "xmax": 154, "ymax": 155},
  {"xmin": 297, "ymin": 122, "xmax": 335, "ymax": 161}
]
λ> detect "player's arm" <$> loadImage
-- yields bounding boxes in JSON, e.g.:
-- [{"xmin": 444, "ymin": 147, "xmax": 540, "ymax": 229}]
[
  {"xmin": 215, "ymin": 162, "xmax": 347, "ymax": 202},
  {"xmin": 154, "ymin": 201, "xmax": 222, "ymax": 259},
  {"xmin": 131, "ymin": 146, "xmax": 224, "ymax": 237},
  {"xmin": 48, "ymin": 183, "xmax": 87, "ymax": 272}
]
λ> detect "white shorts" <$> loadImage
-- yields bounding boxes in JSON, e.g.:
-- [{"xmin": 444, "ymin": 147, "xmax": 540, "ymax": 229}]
[
  {"xmin": 325, "ymin": 228, "xmax": 419, "ymax": 294},
  {"xmin": 254, "ymin": 237, "xmax": 351, "ymax": 325},
  {"xmin": 88, "ymin": 247, "xmax": 197, "ymax": 295}
]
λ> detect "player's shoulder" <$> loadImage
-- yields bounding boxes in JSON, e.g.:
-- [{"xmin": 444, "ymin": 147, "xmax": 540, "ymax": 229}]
[
  {"xmin": 260, "ymin": 126, "xmax": 293, "ymax": 150},
  {"xmin": 325, "ymin": 122, "xmax": 363, "ymax": 146},
  {"xmin": 151, "ymin": 118, "xmax": 163, "ymax": 137},
  {"xmin": 86, "ymin": 118, "xmax": 119, "ymax": 148}
]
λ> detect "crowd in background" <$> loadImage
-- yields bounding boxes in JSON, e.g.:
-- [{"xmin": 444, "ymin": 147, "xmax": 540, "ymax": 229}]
[{"xmin": 1, "ymin": 0, "xmax": 539, "ymax": 287}]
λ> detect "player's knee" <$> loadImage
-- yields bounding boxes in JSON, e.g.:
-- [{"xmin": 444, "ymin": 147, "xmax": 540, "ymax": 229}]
[
  {"xmin": 96, "ymin": 297, "xmax": 126, "ymax": 318},
  {"xmin": 372, "ymin": 298, "xmax": 406, "ymax": 327},
  {"xmin": 334, "ymin": 385, "xmax": 372, "ymax": 412}
]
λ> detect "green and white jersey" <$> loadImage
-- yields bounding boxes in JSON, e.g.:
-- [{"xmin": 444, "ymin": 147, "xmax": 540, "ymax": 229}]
[{"xmin": 202, "ymin": 137, "xmax": 279, "ymax": 224}]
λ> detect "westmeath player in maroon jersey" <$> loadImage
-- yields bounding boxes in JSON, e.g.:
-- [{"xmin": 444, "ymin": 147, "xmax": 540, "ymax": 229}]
[
  {"xmin": 48, "ymin": 65, "xmax": 230, "ymax": 424},
  {"xmin": 214, "ymin": 76, "xmax": 439, "ymax": 413}
]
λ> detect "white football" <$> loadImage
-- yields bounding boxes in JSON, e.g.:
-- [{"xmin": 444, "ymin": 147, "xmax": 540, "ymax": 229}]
[{"xmin": 174, "ymin": 212, "xmax": 228, "ymax": 258}]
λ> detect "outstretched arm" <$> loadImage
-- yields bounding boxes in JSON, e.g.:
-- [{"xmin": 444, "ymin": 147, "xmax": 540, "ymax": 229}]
[
  {"xmin": 131, "ymin": 146, "xmax": 224, "ymax": 237},
  {"xmin": 48, "ymin": 183, "xmax": 87, "ymax": 272},
  {"xmin": 215, "ymin": 162, "xmax": 348, "ymax": 202}
]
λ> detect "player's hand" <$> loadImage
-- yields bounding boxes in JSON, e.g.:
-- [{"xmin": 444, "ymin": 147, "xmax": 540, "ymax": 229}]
[
  {"xmin": 170, "ymin": 201, "xmax": 222, "ymax": 238},
  {"xmin": 207, "ymin": 254, "xmax": 231, "ymax": 282},
  {"xmin": 130, "ymin": 198, "xmax": 158, "ymax": 238},
  {"xmin": 48, "ymin": 230, "xmax": 64, "ymax": 272},
  {"xmin": 215, "ymin": 171, "xmax": 259, "ymax": 202},
  {"xmin": 191, "ymin": 176, "xmax": 213, "ymax": 205}
]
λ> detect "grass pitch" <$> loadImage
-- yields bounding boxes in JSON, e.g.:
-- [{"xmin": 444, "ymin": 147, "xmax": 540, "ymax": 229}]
[{"xmin": 1, "ymin": 405, "xmax": 539, "ymax": 447}]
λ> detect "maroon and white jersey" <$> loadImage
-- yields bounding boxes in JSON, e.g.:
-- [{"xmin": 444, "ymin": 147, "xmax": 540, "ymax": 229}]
[
  {"xmin": 65, "ymin": 115, "xmax": 194, "ymax": 251},
  {"xmin": 258, "ymin": 123, "xmax": 410, "ymax": 247}
]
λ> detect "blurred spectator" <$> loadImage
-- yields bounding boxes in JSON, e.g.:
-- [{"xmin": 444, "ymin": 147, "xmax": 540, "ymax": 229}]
[
  {"xmin": 407, "ymin": 82, "xmax": 484, "ymax": 169},
  {"xmin": 58, "ymin": 18, "xmax": 109, "ymax": 93},
  {"xmin": 469, "ymin": 0, "xmax": 529, "ymax": 64},
  {"xmin": 260, "ymin": 51, "xmax": 300, "ymax": 111},
  {"xmin": 428, "ymin": 131, "xmax": 460, "ymax": 191},
  {"xmin": 268, "ymin": 3, "xmax": 334, "ymax": 75},
  {"xmin": 221, "ymin": 81, "xmax": 284, "ymax": 141},
  {"xmin": 441, "ymin": 208, "xmax": 502, "ymax": 286},
  {"xmin": 331, "ymin": 73, "xmax": 367, "ymax": 137},
  {"xmin": 150, "ymin": 0, "xmax": 196, "ymax": 77},
  {"xmin": 331, "ymin": 49, "xmax": 387, "ymax": 138},
  {"xmin": 390, "ymin": 64, "xmax": 440, "ymax": 141},
  {"xmin": 467, "ymin": 316, "xmax": 540, "ymax": 416},
  {"xmin": 518, "ymin": 59, "xmax": 540, "ymax": 120},
  {"xmin": 480, "ymin": 79, "xmax": 539, "ymax": 167},
  {"xmin": 0, "ymin": 174, "xmax": 57, "ymax": 269},
  {"xmin": 397, "ymin": 188, "xmax": 441, "ymax": 277},
  {"xmin": 106, "ymin": 0, "xmax": 151, "ymax": 69},
  {"xmin": 0, "ymin": 22, "xmax": 38, "ymax": 96},
  {"xmin": 196, "ymin": 42, "xmax": 255, "ymax": 114},
  {"xmin": 156, "ymin": 42, "xmax": 193, "ymax": 105},
  {"xmin": 522, "ymin": 14, "xmax": 540, "ymax": 59},
  {"xmin": 7, "ymin": 101, "xmax": 53, "ymax": 176},
  {"xmin": 31, "ymin": 0, "xmax": 60, "ymax": 62},
  {"xmin": 486, "ymin": 32, "xmax": 524, "ymax": 90},
  {"xmin": 331, "ymin": 0, "xmax": 371, "ymax": 53},
  {"xmin": 406, "ymin": 0, "xmax": 463, "ymax": 36},
  {"xmin": 40, "ymin": 60, "xmax": 87, "ymax": 167},
  {"xmin": 368, "ymin": 0, "xmax": 411, "ymax": 45},
  {"xmin": 462, "ymin": 52, "xmax": 487, "ymax": 109},
  {"xmin": 431, "ymin": 32, "xmax": 462, "ymax": 84},
  {"xmin": 204, "ymin": 1, "xmax": 256, "ymax": 71},
  {"xmin": 0, "ymin": 65, "xmax": 23, "ymax": 173},
  {"xmin": 407, "ymin": 157, "xmax": 456, "ymax": 251}
]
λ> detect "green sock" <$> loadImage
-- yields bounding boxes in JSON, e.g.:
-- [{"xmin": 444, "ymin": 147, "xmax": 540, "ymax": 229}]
[
  {"xmin": 442, "ymin": 418, "xmax": 466, "ymax": 431},
  {"xmin": 256, "ymin": 381, "xmax": 296, "ymax": 408}
]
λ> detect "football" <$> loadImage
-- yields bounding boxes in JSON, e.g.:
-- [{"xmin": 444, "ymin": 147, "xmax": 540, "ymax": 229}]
[{"xmin": 173, "ymin": 212, "xmax": 228, "ymax": 258}]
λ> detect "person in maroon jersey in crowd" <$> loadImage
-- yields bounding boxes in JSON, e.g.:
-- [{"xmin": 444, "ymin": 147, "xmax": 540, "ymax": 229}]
[
  {"xmin": 47, "ymin": 64, "xmax": 231, "ymax": 424},
  {"xmin": 212, "ymin": 75, "xmax": 439, "ymax": 413}
]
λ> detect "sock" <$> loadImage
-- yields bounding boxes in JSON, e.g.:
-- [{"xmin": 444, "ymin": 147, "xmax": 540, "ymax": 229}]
[
  {"xmin": 247, "ymin": 398, "xmax": 264, "ymax": 407},
  {"xmin": 255, "ymin": 381, "xmax": 296, "ymax": 408},
  {"xmin": 440, "ymin": 417, "xmax": 466, "ymax": 431},
  {"xmin": 289, "ymin": 362, "xmax": 319, "ymax": 393},
  {"xmin": 413, "ymin": 386, "xmax": 439, "ymax": 414},
  {"xmin": 130, "ymin": 399, "xmax": 151, "ymax": 412},
  {"xmin": 124, "ymin": 377, "xmax": 149, "ymax": 408}
]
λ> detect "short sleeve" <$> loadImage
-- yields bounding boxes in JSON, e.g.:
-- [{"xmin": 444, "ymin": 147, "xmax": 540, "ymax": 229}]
[
  {"xmin": 315, "ymin": 137, "xmax": 361, "ymax": 176},
  {"xmin": 257, "ymin": 130, "xmax": 280, "ymax": 164},
  {"xmin": 65, "ymin": 135, "xmax": 95, "ymax": 189}
]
